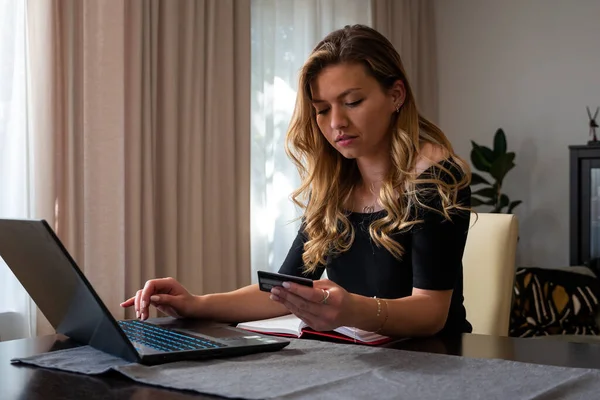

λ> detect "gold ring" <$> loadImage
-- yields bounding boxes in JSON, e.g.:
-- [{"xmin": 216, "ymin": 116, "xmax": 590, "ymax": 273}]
[{"xmin": 321, "ymin": 289, "xmax": 330, "ymax": 305}]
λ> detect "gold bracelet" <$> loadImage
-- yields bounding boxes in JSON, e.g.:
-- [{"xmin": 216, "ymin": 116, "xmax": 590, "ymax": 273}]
[{"xmin": 373, "ymin": 297, "xmax": 388, "ymax": 333}]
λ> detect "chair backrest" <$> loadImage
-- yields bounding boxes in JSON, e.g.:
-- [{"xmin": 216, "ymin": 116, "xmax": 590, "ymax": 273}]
[
  {"xmin": 0, "ymin": 311, "xmax": 26, "ymax": 341},
  {"xmin": 462, "ymin": 212, "xmax": 519, "ymax": 336}
]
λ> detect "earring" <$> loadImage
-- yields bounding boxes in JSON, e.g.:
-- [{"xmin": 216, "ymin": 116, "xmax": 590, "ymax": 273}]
[{"xmin": 395, "ymin": 103, "xmax": 401, "ymax": 113}]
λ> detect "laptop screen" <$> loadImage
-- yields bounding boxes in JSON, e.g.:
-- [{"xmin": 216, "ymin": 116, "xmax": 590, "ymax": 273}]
[{"xmin": 0, "ymin": 219, "xmax": 138, "ymax": 362}]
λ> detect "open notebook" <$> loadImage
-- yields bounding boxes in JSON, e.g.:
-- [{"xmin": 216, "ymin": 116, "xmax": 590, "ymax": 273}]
[{"xmin": 236, "ymin": 314, "xmax": 392, "ymax": 345}]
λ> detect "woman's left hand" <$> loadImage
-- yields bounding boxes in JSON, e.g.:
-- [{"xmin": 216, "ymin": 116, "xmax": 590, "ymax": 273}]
[{"xmin": 269, "ymin": 279, "xmax": 354, "ymax": 331}]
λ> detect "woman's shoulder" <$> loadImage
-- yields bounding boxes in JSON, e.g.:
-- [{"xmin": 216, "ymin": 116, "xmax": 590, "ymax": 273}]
[
  {"xmin": 414, "ymin": 143, "xmax": 466, "ymax": 183},
  {"xmin": 414, "ymin": 142, "xmax": 449, "ymax": 175},
  {"xmin": 411, "ymin": 143, "xmax": 471, "ymax": 214}
]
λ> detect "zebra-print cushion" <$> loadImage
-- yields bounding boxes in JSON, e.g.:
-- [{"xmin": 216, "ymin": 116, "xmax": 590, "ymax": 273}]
[{"xmin": 510, "ymin": 266, "xmax": 600, "ymax": 337}]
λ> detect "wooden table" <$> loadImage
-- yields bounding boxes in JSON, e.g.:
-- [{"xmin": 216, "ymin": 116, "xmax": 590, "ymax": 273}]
[{"xmin": 3, "ymin": 333, "xmax": 600, "ymax": 399}]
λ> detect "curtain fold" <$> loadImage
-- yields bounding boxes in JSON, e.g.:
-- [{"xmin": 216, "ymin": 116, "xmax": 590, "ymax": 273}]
[
  {"xmin": 26, "ymin": 0, "xmax": 73, "ymax": 337},
  {"xmin": 123, "ymin": 0, "xmax": 251, "ymax": 316},
  {"xmin": 24, "ymin": 0, "xmax": 251, "ymax": 335},
  {"xmin": 371, "ymin": 0, "xmax": 439, "ymax": 123}
]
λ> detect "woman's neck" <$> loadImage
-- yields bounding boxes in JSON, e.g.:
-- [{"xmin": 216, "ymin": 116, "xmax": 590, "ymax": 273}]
[{"xmin": 356, "ymin": 156, "xmax": 390, "ymax": 194}]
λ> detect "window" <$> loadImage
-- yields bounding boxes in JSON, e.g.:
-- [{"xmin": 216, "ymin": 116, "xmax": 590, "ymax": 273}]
[
  {"xmin": 250, "ymin": 0, "xmax": 371, "ymax": 280},
  {"xmin": 0, "ymin": 0, "xmax": 35, "ymax": 340}
]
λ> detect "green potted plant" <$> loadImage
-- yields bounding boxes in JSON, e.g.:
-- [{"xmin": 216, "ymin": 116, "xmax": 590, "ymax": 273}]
[{"xmin": 470, "ymin": 128, "xmax": 522, "ymax": 213}]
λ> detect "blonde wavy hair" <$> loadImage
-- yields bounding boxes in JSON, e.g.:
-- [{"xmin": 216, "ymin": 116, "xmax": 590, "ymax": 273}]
[{"xmin": 284, "ymin": 25, "xmax": 471, "ymax": 274}]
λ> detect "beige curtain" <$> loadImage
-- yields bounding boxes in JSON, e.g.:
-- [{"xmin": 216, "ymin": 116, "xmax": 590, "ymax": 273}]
[
  {"xmin": 371, "ymin": 0, "xmax": 439, "ymax": 123},
  {"xmin": 123, "ymin": 0, "xmax": 251, "ymax": 318},
  {"xmin": 27, "ymin": 0, "xmax": 251, "ymax": 335}
]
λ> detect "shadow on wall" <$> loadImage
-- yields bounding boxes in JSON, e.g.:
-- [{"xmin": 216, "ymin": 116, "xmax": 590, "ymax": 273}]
[
  {"xmin": 0, "ymin": 311, "xmax": 25, "ymax": 341},
  {"xmin": 519, "ymin": 208, "xmax": 563, "ymax": 267},
  {"xmin": 512, "ymin": 136, "xmax": 563, "ymax": 267}
]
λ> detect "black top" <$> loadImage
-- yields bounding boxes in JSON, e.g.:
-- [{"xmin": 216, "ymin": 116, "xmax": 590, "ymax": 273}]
[{"xmin": 278, "ymin": 160, "xmax": 473, "ymax": 336}]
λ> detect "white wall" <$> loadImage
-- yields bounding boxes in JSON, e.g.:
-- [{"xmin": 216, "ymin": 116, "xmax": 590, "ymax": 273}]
[{"xmin": 435, "ymin": 0, "xmax": 600, "ymax": 268}]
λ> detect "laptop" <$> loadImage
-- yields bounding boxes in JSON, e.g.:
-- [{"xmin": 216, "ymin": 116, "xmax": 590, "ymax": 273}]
[{"xmin": 0, "ymin": 218, "xmax": 290, "ymax": 365}]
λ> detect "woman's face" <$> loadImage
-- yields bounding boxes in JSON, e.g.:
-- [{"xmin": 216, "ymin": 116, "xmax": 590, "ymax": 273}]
[{"xmin": 310, "ymin": 63, "xmax": 405, "ymax": 160}]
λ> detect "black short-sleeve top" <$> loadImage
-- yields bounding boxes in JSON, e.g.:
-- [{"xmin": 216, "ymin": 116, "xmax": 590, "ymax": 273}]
[{"xmin": 278, "ymin": 159, "xmax": 473, "ymax": 335}]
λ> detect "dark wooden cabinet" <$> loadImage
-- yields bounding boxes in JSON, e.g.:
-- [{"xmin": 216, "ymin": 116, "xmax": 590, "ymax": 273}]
[{"xmin": 570, "ymin": 145, "xmax": 600, "ymax": 271}]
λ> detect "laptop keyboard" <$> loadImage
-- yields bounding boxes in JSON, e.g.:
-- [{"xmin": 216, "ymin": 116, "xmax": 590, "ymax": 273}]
[{"xmin": 118, "ymin": 320, "xmax": 226, "ymax": 352}]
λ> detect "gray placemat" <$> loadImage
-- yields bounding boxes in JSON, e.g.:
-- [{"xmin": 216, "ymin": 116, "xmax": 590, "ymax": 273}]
[{"xmin": 11, "ymin": 338, "xmax": 600, "ymax": 399}]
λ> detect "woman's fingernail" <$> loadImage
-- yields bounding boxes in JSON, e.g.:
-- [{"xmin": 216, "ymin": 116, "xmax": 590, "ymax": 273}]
[
  {"xmin": 270, "ymin": 294, "xmax": 279, "ymax": 301},
  {"xmin": 150, "ymin": 295, "xmax": 160, "ymax": 302},
  {"xmin": 271, "ymin": 288, "xmax": 280, "ymax": 295},
  {"xmin": 136, "ymin": 311, "xmax": 140, "ymax": 319},
  {"xmin": 282, "ymin": 282, "xmax": 291, "ymax": 288},
  {"xmin": 141, "ymin": 301, "xmax": 146, "ymax": 309}
]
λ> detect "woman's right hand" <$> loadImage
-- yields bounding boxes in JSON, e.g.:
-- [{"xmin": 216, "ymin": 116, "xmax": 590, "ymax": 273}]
[{"xmin": 120, "ymin": 277, "xmax": 197, "ymax": 320}]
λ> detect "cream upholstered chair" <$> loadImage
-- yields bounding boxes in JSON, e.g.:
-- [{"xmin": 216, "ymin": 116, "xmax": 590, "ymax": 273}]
[{"xmin": 462, "ymin": 212, "xmax": 519, "ymax": 336}]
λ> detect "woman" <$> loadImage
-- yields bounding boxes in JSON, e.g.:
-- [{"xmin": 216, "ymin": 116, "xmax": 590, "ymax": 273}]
[{"xmin": 121, "ymin": 24, "xmax": 473, "ymax": 337}]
